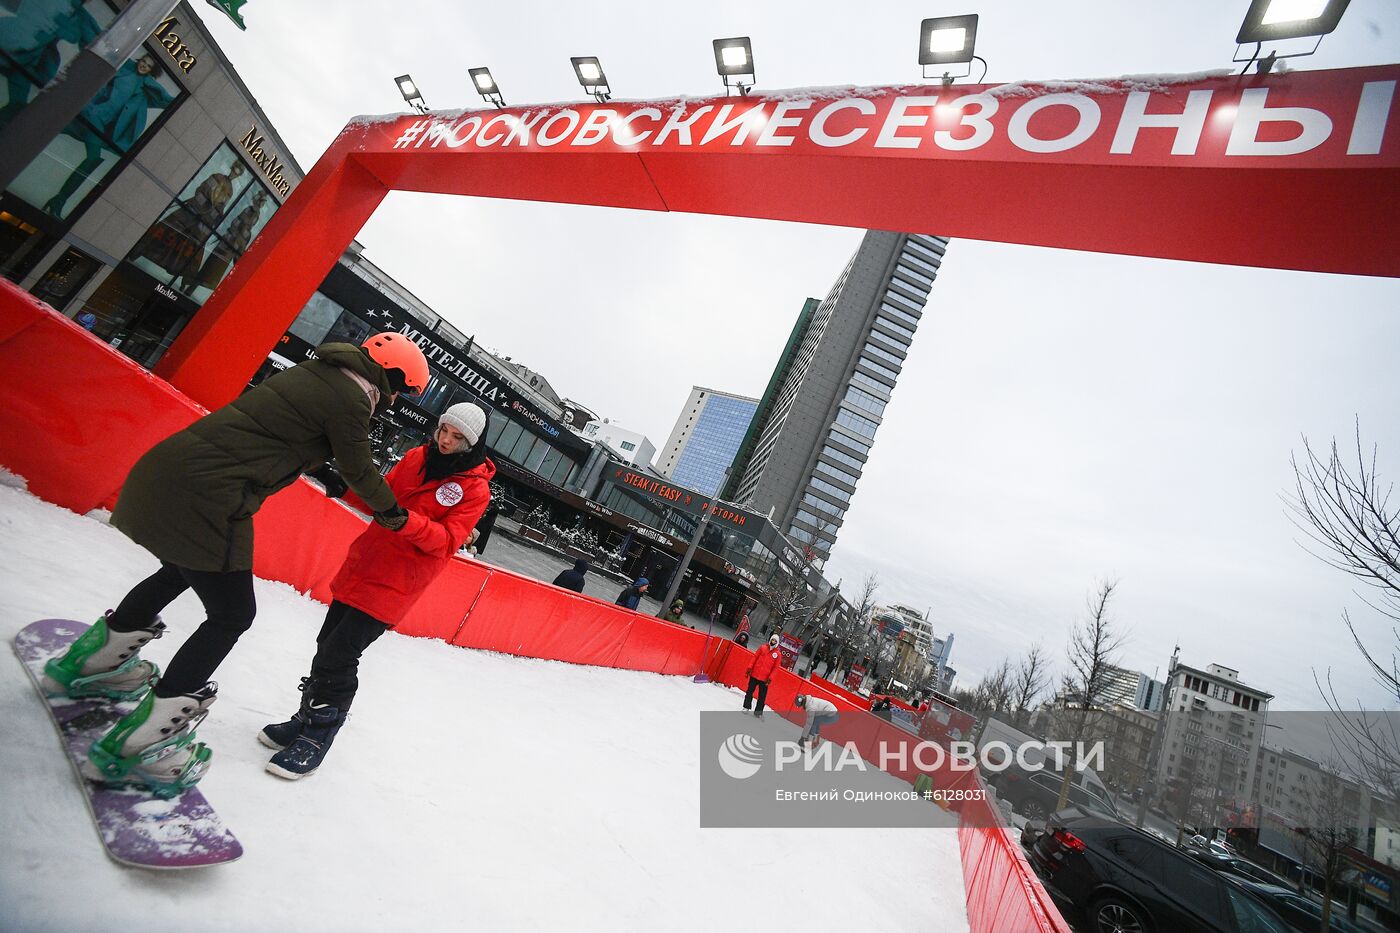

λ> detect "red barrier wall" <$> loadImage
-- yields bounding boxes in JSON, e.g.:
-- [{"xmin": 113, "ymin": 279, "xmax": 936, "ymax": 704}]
[
  {"xmin": 960, "ymin": 793, "xmax": 1071, "ymax": 933},
  {"xmin": 0, "ymin": 282, "xmax": 1066, "ymax": 932},
  {"xmin": 0, "ymin": 285, "xmax": 205, "ymax": 514}
]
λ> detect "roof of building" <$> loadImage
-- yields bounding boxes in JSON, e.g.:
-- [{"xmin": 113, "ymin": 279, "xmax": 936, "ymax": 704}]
[
  {"xmin": 691, "ymin": 385, "xmax": 760, "ymax": 404},
  {"xmin": 1174, "ymin": 662, "xmax": 1274, "ymax": 700}
]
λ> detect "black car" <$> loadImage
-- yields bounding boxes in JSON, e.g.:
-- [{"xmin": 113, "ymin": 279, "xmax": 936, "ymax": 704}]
[
  {"xmin": 1024, "ymin": 808, "xmax": 1294, "ymax": 932},
  {"xmin": 992, "ymin": 766, "xmax": 1120, "ymax": 821},
  {"xmin": 1181, "ymin": 848, "xmax": 1295, "ymax": 890},
  {"xmin": 1232, "ymin": 881, "xmax": 1368, "ymax": 933}
]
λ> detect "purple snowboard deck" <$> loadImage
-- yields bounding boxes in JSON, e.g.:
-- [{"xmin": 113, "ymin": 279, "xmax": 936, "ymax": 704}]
[{"xmin": 13, "ymin": 619, "xmax": 242, "ymax": 869}]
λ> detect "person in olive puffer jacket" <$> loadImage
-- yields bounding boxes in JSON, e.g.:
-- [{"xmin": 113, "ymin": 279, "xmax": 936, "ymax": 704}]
[{"xmin": 44, "ymin": 333, "xmax": 429, "ymax": 797}]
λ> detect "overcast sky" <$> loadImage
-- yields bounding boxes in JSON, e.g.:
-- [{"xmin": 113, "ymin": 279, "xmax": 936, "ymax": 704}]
[{"xmin": 193, "ymin": 1, "xmax": 1400, "ymax": 710}]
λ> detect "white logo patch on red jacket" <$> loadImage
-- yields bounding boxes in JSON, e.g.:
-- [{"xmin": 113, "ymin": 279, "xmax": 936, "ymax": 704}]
[{"xmin": 435, "ymin": 482, "xmax": 464, "ymax": 506}]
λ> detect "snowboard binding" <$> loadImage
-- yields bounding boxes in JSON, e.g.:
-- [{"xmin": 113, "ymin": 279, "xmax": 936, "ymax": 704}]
[
  {"xmin": 86, "ymin": 683, "xmax": 217, "ymax": 798},
  {"xmin": 43, "ymin": 614, "xmax": 163, "ymax": 701}
]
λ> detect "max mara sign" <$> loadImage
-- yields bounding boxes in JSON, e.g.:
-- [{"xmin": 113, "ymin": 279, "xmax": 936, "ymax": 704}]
[{"xmin": 155, "ymin": 65, "xmax": 1400, "ymax": 409}]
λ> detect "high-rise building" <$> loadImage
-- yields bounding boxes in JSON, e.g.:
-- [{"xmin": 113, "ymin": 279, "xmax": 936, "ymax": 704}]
[
  {"xmin": 1136, "ymin": 676, "xmax": 1166, "ymax": 713},
  {"xmin": 656, "ymin": 387, "xmax": 758, "ymax": 496},
  {"xmin": 725, "ymin": 230, "xmax": 948, "ymax": 560},
  {"xmin": 1096, "ymin": 664, "xmax": 1167, "ymax": 712},
  {"xmin": 1156, "ymin": 660, "xmax": 1273, "ymax": 821}
]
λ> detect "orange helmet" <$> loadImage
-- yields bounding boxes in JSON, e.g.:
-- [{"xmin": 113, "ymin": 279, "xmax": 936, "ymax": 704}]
[{"xmin": 362, "ymin": 332, "xmax": 429, "ymax": 393}]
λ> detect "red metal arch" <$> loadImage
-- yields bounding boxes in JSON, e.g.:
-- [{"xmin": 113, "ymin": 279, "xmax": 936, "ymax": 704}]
[{"xmin": 154, "ymin": 66, "xmax": 1400, "ymax": 409}]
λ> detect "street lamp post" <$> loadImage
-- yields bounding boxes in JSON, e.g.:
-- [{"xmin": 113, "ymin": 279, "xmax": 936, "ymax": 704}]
[{"xmin": 657, "ymin": 468, "xmax": 730, "ymax": 620}]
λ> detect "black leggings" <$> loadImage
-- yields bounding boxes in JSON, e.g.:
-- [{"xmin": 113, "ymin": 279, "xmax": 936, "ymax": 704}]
[
  {"xmin": 307, "ymin": 601, "xmax": 389, "ymax": 711},
  {"xmin": 108, "ymin": 562, "xmax": 256, "ymax": 698}
]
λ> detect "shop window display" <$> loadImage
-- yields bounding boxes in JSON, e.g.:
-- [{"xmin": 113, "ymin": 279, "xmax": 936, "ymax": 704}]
[
  {"xmin": 127, "ymin": 142, "xmax": 277, "ymax": 304},
  {"xmin": 2, "ymin": 2, "xmax": 183, "ymax": 223},
  {"xmin": 31, "ymin": 245, "xmax": 100, "ymax": 311}
]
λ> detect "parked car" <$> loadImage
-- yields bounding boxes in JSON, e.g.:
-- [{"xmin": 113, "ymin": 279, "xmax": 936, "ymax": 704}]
[
  {"xmin": 1181, "ymin": 829, "xmax": 1237, "ymax": 851},
  {"xmin": 1233, "ymin": 881, "xmax": 1368, "ymax": 933},
  {"xmin": 978, "ymin": 717, "xmax": 1118, "ymax": 820},
  {"xmin": 1024, "ymin": 808, "xmax": 1294, "ymax": 932},
  {"xmin": 1181, "ymin": 848, "xmax": 1295, "ymax": 890},
  {"xmin": 992, "ymin": 766, "xmax": 1121, "ymax": 821}
]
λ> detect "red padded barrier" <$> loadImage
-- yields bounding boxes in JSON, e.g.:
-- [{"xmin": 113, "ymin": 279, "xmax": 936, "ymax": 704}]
[
  {"xmin": 959, "ymin": 793, "xmax": 1071, "ymax": 933},
  {"xmin": 612, "ymin": 618, "xmax": 710, "ymax": 676},
  {"xmin": 451, "ymin": 570, "xmax": 636, "ymax": 662},
  {"xmin": 0, "ymin": 288, "xmax": 1070, "ymax": 931},
  {"xmin": 0, "ymin": 280, "xmax": 203, "ymax": 514},
  {"xmin": 705, "ymin": 638, "xmax": 756, "ymax": 690},
  {"xmin": 393, "ymin": 557, "xmax": 488, "ymax": 642},
  {"xmin": 251, "ymin": 484, "xmax": 363, "ymax": 603}
]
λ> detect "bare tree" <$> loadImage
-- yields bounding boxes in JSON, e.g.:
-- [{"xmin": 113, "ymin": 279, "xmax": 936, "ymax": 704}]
[
  {"xmin": 969, "ymin": 659, "xmax": 1016, "ymax": 716},
  {"xmin": 823, "ymin": 571, "xmax": 880, "ymax": 678},
  {"xmin": 758, "ymin": 570, "xmax": 812, "ymax": 637},
  {"xmin": 1289, "ymin": 427, "xmax": 1400, "ymax": 798},
  {"xmin": 1289, "ymin": 762, "xmax": 1362, "ymax": 931},
  {"xmin": 1056, "ymin": 580, "xmax": 1126, "ymax": 810},
  {"xmin": 853, "ymin": 572, "xmax": 880, "ymax": 630},
  {"xmin": 1010, "ymin": 644, "xmax": 1052, "ymax": 731}
]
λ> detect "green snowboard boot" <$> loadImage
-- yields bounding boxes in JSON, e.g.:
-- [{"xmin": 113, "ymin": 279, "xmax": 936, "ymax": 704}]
[
  {"xmin": 43, "ymin": 614, "xmax": 164, "ymax": 700},
  {"xmin": 85, "ymin": 682, "xmax": 217, "ymax": 797}
]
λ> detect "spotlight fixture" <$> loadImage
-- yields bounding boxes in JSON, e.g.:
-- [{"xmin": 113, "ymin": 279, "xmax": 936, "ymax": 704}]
[
  {"xmin": 394, "ymin": 73, "xmax": 427, "ymax": 113},
  {"xmin": 571, "ymin": 56, "xmax": 611, "ymax": 102},
  {"xmin": 469, "ymin": 67, "xmax": 505, "ymax": 108},
  {"xmin": 1235, "ymin": 0, "xmax": 1352, "ymax": 74},
  {"xmin": 712, "ymin": 36, "xmax": 755, "ymax": 96},
  {"xmin": 918, "ymin": 14, "xmax": 985, "ymax": 84}
]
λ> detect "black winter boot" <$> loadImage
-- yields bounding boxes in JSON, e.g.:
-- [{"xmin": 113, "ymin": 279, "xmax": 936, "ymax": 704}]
[
  {"xmin": 265, "ymin": 703, "xmax": 345, "ymax": 780},
  {"xmin": 258, "ymin": 677, "xmax": 315, "ymax": 751}
]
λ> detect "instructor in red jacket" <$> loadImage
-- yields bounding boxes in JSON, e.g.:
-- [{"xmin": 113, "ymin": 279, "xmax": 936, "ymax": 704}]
[
  {"xmin": 260, "ymin": 401, "xmax": 495, "ymax": 780},
  {"xmin": 743, "ymin": 633, "xmax": 783, "ymax": 718}
]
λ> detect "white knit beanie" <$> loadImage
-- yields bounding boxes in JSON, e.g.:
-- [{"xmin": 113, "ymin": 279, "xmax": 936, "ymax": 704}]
[{"xmin": 439, "ymin": 402, "xmax": 487, "ymax": 446}]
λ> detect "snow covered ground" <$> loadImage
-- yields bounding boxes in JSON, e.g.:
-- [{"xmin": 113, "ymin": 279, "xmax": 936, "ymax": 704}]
[{"xmin": 0, "ymin": 479, "xmax": 969, "ymax": 933}]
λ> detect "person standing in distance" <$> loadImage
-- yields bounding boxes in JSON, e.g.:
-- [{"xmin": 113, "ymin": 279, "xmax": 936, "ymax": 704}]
[
  {"xmin": 615, "ymin": 577, "xmax": 649, "ymax": 610},
  {"xmin": 44, "ymin": 333, "xmax": 429, "ymax": 796},
  {"xmin": 552, "ymin": 559, "xmax": 589, "ymax": 593},
  {"xmin": 743, "ymin": 633, "xmax": 783, "ymax": 718},
  {"xmin": 261, "ymin": 402, "xmax": 495, "ymax": 779}
]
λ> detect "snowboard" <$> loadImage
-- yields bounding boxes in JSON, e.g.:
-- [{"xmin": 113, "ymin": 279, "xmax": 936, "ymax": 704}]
[{"xmin": 12, "ymin": 619, "xmax": 242, "ymax": 869}]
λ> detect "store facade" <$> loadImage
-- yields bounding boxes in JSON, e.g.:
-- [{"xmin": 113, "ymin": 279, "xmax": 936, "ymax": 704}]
[
  {"xmin": 2, "ymin": 3, "xmax": 297, "ymax": 369},
  {"xmin": 498, "ymin": 456, "xmax": 836, "ymax": 629}
]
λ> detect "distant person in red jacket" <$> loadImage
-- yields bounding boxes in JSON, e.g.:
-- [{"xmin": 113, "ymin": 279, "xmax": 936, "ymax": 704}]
[
  {"xmin": 743, "ymin": 633, "xmax": 783, "ymax": 718},
  {"xmin": 260, "ymin": 401, "xmax": 495, "ymax": 780}
]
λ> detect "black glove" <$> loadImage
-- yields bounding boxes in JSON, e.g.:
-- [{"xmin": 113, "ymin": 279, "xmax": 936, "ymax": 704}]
[
  {"xmin": 373, "ymin": 505, "xmax": 409, "ymax": 532},
  {"xmin": 306, "ymin": 464, "xmax": 348, "ymax": 499}
]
